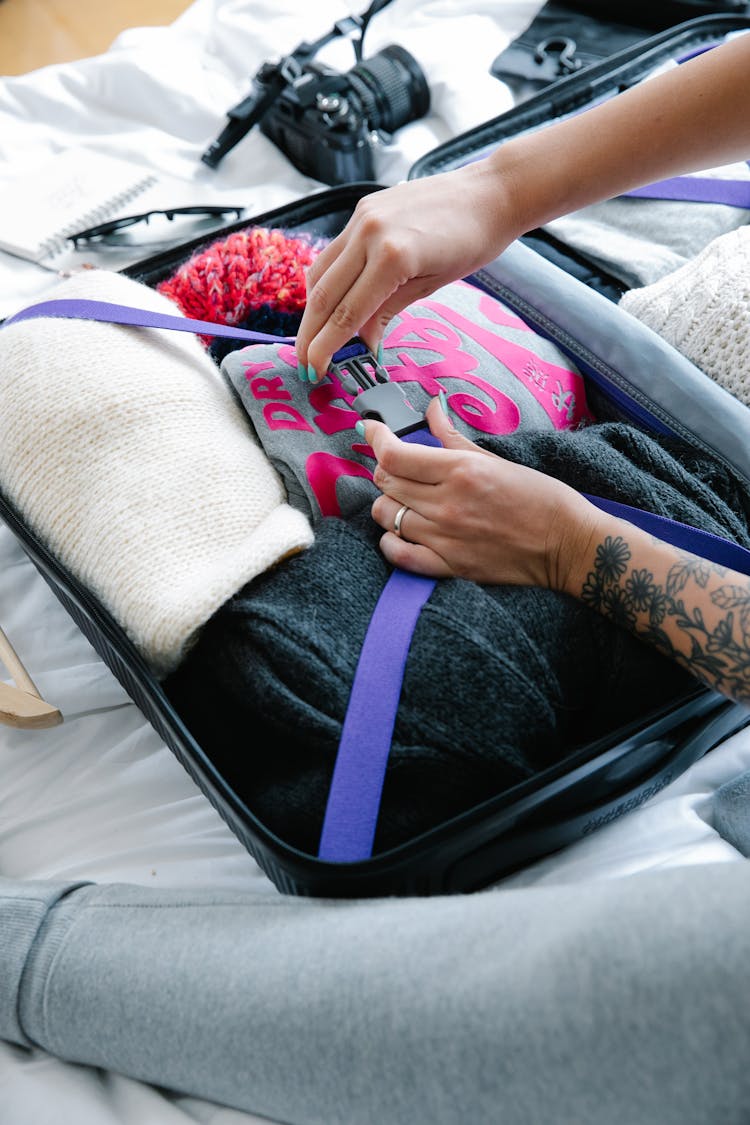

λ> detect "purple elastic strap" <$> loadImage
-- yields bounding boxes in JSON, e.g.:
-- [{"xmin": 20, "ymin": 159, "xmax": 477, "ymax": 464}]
[
  {"xmin": 317, "ymin": 427, "xmax": 442, "ymax": 863},
  {"xmin": 584, "ymin": 494, "xmax": 750, "ymax": 575},
  {"xmin": 1, "ymin": 298, "xmax": 297, "ymax": 345},
  {"xmin": 317, "ymin": 567, "xmax": 437, "ymax": 862},
  {"xmin": 624, "ymin": 176, "xmax": 750, "ymax": 209}
]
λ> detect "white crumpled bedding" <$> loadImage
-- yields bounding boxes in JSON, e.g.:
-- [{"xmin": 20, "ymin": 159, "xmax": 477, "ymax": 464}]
[{"xmin": 1, "ymin": 2, "xmax": 749, "ymax": 1122}]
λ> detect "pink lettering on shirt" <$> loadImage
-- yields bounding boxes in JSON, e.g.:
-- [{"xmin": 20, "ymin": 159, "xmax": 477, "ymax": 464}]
[
  {"xmin": 381, "ymin": 314, "xmax": 523, "ymax": 434},
  {"xmin": 419, "ymin": 295, "xmax": 594, "ymax": 429},
  {"xmin": 261, "ymin": 403, "xmax": 314, "ymax": 432},
  {"xmin": 306, "ymin": 451, "xmax": 374, "ymax": 517},
  {"xmin": 308, "ymin": 375, "xmax": 360, "ymax": 436},
  {"xmin": 239, "ymin": 284, "xmax": 594, "ymax": 517},
  {"xmin": 249, "ymin": 372, "xmax": 292, "ymax": 401}
]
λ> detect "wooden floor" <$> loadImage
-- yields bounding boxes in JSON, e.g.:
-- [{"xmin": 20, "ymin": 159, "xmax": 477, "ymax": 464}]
[{"xmin": 0, "ymin": 0, "xmax": 194, "ymax": 76}]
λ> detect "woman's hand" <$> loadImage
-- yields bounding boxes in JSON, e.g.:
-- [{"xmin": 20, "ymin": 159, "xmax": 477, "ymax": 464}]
[
  {"xmin": 364, "ymin": 401, "xmax": 750, "ymax": 707},
  {"xmin": 363, "ymin": 399, "xmax": 600, "ymax": 590},
  {"xmin": 295, "ymin": 160, "xmax": 519, "ymax": 380},
  {"xmin": 296, "ymin": 35, "xmax": 750, "ymax": 385}
]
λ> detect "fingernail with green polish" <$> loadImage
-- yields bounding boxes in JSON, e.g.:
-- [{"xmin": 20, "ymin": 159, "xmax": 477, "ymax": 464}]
[
  {"xmin": 376, "ymin": 343, "xmax": 385, "ymax": 365},
  {"xmin": 438, "ymin": 389, "xmax": 449, "ymax": 414},
  {"xmin": 297, "ymin": 360, "xmax": 307, "ymax": 382},
  {"xmin": 354, "ymin": 420, "xmax": 366, "ymax": 439},
  {"xmin": 306, "ymin": 364, "xmax": 317, "ymax": 383}
]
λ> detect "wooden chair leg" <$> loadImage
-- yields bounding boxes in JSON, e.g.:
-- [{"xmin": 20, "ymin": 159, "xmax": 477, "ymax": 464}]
[{"xmin": 0, "ymin": 627, "xmax": 63, "ymax": 729}]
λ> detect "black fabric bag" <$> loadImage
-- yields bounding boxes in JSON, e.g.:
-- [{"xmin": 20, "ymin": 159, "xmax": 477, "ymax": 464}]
[{"xmin": 490, "ymin": 0, "xmax": 750, "ymax": 100}]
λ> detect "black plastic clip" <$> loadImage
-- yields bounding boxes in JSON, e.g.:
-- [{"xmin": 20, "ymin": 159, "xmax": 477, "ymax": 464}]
[
  {"xmin": 328, "ymin": 338, "xmax": 426, "ymax": 437},
  {"xmin": 534, "ymin": 36, "xmax": 581, "ymax": 77}
]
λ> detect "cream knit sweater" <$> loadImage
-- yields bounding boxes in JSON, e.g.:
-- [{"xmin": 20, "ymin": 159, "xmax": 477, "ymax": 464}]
[
  {"xmin": 0, "ymin": 270, "xmax": 313, "ymax": 677},
  {"xmin": 619, "ymin": 225, "xmax": 750, "ymax": 407}
]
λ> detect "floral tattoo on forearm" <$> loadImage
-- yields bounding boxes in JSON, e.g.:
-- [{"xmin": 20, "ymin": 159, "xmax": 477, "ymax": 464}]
[{"xmin": 579, "ymin": 534, "xmax": 750, "ymax": 701}]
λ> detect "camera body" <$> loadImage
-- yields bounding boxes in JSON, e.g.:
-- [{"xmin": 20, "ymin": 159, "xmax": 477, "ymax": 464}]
[{"xmin": 258, "ymin": 45, "xmax": 430, "ymax": 185}]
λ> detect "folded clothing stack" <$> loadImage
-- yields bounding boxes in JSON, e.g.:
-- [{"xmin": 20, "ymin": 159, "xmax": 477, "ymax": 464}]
[
  {"xmin": 545, "ymin": 166, "xmax": 750, "ymax": 290},
  {"xmin": 0, "ymin": 269, "xmax": 313, "ymax": 677}
]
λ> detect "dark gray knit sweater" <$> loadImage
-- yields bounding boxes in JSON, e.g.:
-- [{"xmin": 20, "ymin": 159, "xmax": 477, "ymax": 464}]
[{"xmin": 165, "ymin": 423, "xmax": 750, "ymax": 855}]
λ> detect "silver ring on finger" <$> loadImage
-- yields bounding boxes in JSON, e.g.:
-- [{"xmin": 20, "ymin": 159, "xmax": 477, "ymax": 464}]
[{"xmin": 393, "ymin": 504, "xmax": 410, "ymax": 538}]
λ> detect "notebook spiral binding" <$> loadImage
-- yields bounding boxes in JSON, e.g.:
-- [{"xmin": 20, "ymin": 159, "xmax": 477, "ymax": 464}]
[{"xmin": 39, "ymin": 172, "xmax": 159, "ymax": 259}]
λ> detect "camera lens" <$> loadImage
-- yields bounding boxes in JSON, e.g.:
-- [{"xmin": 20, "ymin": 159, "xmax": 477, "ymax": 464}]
[{"xmin": 346, "ymin": 44, "xmax": 430, "ymax": 134}]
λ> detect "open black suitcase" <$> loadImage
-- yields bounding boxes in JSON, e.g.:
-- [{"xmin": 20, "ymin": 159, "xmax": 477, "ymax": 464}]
[{"xmin": 3, "ymin": 7, "xmax": 750, "ymax": 897}]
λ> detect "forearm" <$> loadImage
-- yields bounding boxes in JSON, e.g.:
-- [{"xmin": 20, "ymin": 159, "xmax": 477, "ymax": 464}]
[
  {"xmin": 5, "ymin": 871, "xmax": 750, "ymax": 1124},
  {"xmin": 561, "ymin": 506, "xmax": 750, "ymax": 705},
  {"xmin": 480, "ymin": 32, "xmax": 750, "ymax": 243}
]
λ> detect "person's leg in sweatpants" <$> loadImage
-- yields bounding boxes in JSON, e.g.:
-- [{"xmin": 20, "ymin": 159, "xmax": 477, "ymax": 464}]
[{"xmin": 1, "ymin": 865, "xmax": 749, "ymax": 1125}]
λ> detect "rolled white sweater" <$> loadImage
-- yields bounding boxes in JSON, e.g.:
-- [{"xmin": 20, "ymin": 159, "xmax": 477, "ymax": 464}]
[{"xmin": 0, "ymin": 269, "xmax": 313, "ymax": 677}]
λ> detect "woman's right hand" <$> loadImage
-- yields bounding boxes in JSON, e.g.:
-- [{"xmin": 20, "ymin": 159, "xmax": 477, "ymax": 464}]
[{"xmin": 295, "ymin": 159, "xmax": 520, "ymax": 381}]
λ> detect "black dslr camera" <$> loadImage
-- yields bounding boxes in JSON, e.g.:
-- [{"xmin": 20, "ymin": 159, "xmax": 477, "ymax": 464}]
[
  {"xmin": 201, "ymin": 1, "xmax": 430, "ymax": 185},
  {"xmin": 258, "ymin": 45, "xmax": 429, "ymax": 185}
]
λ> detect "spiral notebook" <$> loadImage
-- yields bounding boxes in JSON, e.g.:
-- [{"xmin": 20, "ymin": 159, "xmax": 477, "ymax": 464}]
[{"xmin": 0, "ymin": 148, "xmax": 158, "ymax": 263}]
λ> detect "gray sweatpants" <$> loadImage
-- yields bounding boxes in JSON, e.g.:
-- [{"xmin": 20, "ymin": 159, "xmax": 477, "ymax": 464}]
[{"xmin": 1, "ymin": 865, "xmax": 749, "ymax": 1125}]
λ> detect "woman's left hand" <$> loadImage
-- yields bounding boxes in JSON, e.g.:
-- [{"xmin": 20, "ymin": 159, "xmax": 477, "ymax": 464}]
[{"xmin": 364, "ymin": 398, "xmax": 599, "ymax": 590}]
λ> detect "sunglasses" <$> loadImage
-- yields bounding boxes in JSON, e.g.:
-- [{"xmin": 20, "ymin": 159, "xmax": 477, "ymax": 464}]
[{"xmin": 68, "ymin": 205, "xmax": 245, "ymax": 247}]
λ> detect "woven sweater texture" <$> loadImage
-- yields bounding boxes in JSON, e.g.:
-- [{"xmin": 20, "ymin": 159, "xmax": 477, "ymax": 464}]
[
  {"xmin": 619, "ymin": 226, "xmax": 750, "ymax": 407},
  {"xmin": 0, "ymin": 270, "xmax": 313, "ymax": 676}
]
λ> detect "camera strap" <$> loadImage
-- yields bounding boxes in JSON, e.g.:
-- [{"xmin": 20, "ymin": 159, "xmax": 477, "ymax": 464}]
[{"xmin": 5, "ymin": 297, "xmax": 750, "ymax": 865}]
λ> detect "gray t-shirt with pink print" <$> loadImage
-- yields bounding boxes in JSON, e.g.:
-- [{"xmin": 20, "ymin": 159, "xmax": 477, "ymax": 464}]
[{"xmin": 221, "ymin": 279, "xmax": 594, "ymax": 524}]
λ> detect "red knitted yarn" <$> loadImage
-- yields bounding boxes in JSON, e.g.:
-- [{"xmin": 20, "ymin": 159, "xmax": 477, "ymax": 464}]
[{"xmin": 157, "ymin": 226, "xmax": 324, "ymax": 342}]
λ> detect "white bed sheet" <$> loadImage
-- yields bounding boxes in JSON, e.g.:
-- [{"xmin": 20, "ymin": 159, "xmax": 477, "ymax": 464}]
[{"xmin": 1, "ymin": 2, "xmax": 749, "ymax": 1122}]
